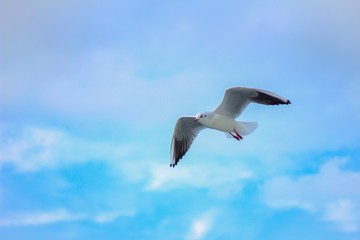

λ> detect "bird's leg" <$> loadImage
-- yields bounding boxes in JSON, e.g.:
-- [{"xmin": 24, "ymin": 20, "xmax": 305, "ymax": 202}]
[
  {"xmin": 234, "ymin": 129, "xmax": 243, "ymax": 140},
  {"xmin": 228, "ymin": 132, "xmax": 240, "ymax": 141}
]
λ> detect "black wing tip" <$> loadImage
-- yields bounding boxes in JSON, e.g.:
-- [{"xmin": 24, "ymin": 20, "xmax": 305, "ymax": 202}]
[
  {"xmin": 170, "ymin": 156, "xmax": 182, "ymax": 167},
  {"xmin": 276, "ymin": 99, "xmax": 291, "ymax": 105},
  {"xmin": 170, "ymin": 161, "xmax": 178, "ymax": 168},
  {"xmin": 255, "ymin": 91, "xmax": 291, "ymax": 106},
  {"xmin": 274, "ymin": 99, "xmax": 291, "ymax": 105}
]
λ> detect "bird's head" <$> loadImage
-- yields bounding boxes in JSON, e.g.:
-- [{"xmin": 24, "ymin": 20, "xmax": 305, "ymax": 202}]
[{"xmin": 194, "ymin": 112, "xmax": 210, "ymax": 123}]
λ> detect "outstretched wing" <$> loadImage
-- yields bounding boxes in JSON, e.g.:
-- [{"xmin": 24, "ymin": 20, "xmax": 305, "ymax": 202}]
[
  {"xmin": 170, "ymin": 116, "xmax": 205, "ymax": 167},
  {"xmin": 214, "ymin": 87, "xmax": 291, "ymax": 118}
]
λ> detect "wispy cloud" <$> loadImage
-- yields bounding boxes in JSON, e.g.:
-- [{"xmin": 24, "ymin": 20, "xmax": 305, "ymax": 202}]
[
  {"xmin": 324, "ymin": 199, "xmax": 359, "ymax": 232},
  {"xmin": 186, "ymin": 210, "xmax": 216, "ymax": 240},
  {"xmin": 261, "ymin": 157, "xmax": 360, "ymax": 232},
  {"xmin": 0, "ymin": 127, "xmax": 135, "ymax": 172},
  {"xmin": 0, "ymin": 209, "xmax": 82, "ymax": 226},
  {"xmin": 118, "ymin": 158, "xmax": 252, "ymax": 199},
  {"xmin": 93, "ymin": 210, "xmax": 136, "ymax": 224},
  {"xmin": 147, "ymin": 163, "xmax": 251, "ymax": 191},
  {"xmin": 0, "ymin": 209, "xmax": 136, "ymax": 227},
  {"xmin": 0, "ymin": 127, "xmax": 65, "ymax": 171}
]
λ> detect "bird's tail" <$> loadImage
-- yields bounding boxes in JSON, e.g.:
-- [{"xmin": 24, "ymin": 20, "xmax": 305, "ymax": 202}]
[
  {"xmin": 225, "ymin": 121, "xmax": 258, "ymax": 139},
  {"xmin": 236, "ymin": 121, "xmax": 258, "ymax": 135}
]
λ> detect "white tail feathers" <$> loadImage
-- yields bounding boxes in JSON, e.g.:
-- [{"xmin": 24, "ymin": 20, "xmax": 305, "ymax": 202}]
[
  {"xmin": 225, "ymin": 121, "xmax": 258, "ymax": 139},
  {"xmin": 237, "ymin": 121, "xmax": 258, "ymax": 135},
  {"xmin": 225, "ymin": 122, "xmax": 258, "ymax": 138}
]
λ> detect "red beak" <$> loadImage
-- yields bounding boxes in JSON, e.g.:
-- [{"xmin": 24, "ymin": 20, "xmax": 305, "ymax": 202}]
[{"xmin": 194, "ymin": 118, "xmax": 199, "ymax": 122}]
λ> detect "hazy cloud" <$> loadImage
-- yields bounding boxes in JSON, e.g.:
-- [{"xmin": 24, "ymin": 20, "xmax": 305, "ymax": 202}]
[
  {"xmin": 186, "ymin": 210, "xmax": 216, "ymax": 240},
  {"xmin": 0, "ymin": 127, "xmax": 135, "ymax": 172},
  {"xmin": 324, "ymin": 199, "xmax": 360, "ymax": 232},
  {"xmin": 0, "ymin": 208, "xmax": 136, "ymax": 227},
  {"xmin": 261, "ymin": 157, "xmax": 360, "ymax": 232},
  {"xmin": 0, "ymin": 209, "xmax": 82, "ymax": 226}
]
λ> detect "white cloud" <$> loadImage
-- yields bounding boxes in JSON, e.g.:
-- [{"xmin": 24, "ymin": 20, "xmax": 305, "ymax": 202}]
[
  {"xmin": 93, "ymin": 209, "xmax": 136, "ymax": 224},
  {"xmin": 324, "ymin": 199, "xmax": 360, "ymax": 232},
  {"xmin": 186, "ymin": 211, "xmax": 215, "ymax": 240},
  {"xmin": 261, "ymin": 157, "xmax": 360, "ymax": 232},
  {"xmin": 147, "ymin": 163, "xmax": 251, "ymax": 191},
  {"xmin": 0, "ymin": 126, "xmax": 251, "ymax": 200},
  {"xmin": 0, "ymin": 209, "xmax": 136, "ymax": 227},
  {"xmin": 118, "ymin": 158, "xmax": 252, "ymax": 198},
  {"xmin": 0, "ymin": 127, "xmax": 135, "ymax": 172},
  {"xmin": 0, "ymin": 209, "xmax": 82, "ymax": 226},
  {"xmin": 0, "ymin": 127, "xmax": 65, "ymax": 171}
]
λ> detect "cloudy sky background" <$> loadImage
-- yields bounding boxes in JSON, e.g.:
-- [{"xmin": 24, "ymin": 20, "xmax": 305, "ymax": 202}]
[{"xmin": 1, "ymin": 0, "xmax": 360, "ymax": 239}]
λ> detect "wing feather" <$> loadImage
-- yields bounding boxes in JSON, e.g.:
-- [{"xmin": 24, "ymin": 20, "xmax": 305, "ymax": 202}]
[
  {"xmin": 170, "ymin": 116, "xmax": 205, "ymax": 167},
  {"xmin": 214, "ymin": 87, "xmax": 291, "ymax": 118}
]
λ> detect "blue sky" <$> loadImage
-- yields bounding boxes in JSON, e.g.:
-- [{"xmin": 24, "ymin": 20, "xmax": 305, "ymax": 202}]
[{"xmin": 1, "ymin": 0, "xmax": 360, "ymax": 239}]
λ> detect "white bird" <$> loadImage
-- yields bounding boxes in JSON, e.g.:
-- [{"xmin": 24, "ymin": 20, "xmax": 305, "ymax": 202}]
[{"xmin": 170, "ymin": 86, "xmax": 291, "ymax": 167}]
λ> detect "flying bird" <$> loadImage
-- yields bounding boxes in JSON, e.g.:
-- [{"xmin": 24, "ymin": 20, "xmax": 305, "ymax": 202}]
[{"xmin": 170, "ymin": 86, "xmax": 291, "ymax": 167}]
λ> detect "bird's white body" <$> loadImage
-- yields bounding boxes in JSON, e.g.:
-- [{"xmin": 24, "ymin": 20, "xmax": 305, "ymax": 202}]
[
  {"xmin": 197, "ymin": 112, "xmax": 258, "ymax": 136},
  {"xmin": 197, "ymin": 112, "xmax": 234, "ymax": 132}
]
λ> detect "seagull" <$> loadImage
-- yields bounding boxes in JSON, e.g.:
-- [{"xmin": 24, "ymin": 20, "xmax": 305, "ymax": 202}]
[{"xmin": 170, "ymin": 86, "xmax": 291, "ymax": 167}]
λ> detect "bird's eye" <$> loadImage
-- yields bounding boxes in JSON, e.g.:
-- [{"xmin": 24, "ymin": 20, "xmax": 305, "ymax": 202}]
[{"xmin": 200, "ymin": 115, "xmax": 203, "ymax": 118}]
